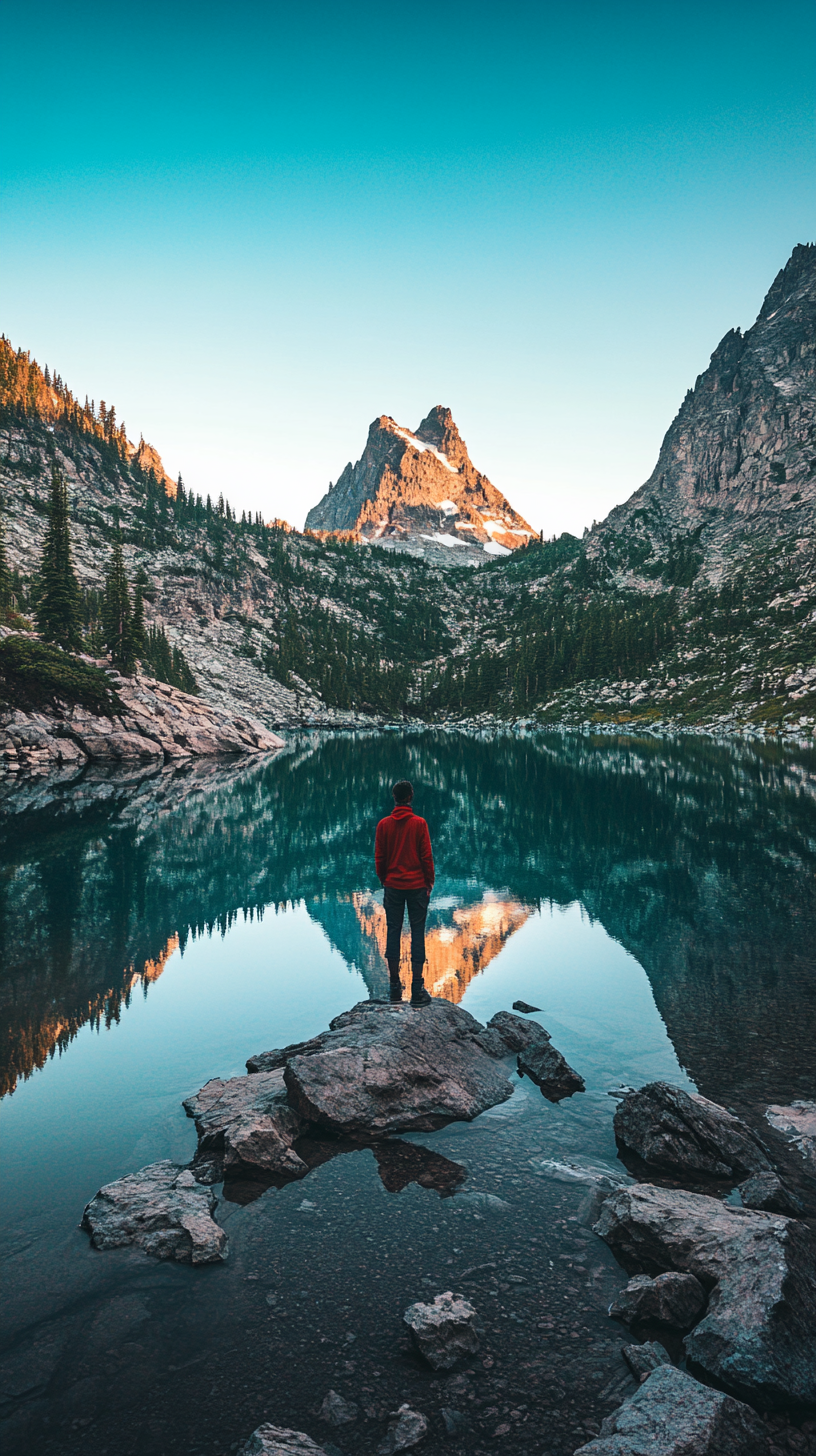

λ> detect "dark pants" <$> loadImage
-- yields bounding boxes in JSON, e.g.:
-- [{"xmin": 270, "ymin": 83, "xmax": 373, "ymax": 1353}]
[{"xmin": 383, "ymin": 886, "xmax": 429, "ymax": 967}]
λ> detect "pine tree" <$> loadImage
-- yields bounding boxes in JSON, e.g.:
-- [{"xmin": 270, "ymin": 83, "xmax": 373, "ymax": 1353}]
[
  {"xmin": 131, "ymin": 583, "xmax": 145, "ymax": 660},
  {"xmin": 35, "ymin": 464, "xmax": 82, "ymax": 649},
  {"xmin": 102, "ymin": 534, "xmax": 135, "ymax": 671},
  {"xmin": 0, "ymin": 497, "xmax": 11, "ymax": 615}
]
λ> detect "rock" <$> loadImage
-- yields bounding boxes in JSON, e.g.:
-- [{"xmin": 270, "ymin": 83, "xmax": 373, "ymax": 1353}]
[
  {"xmin": 613, "ymin": 1083, "xmax": 772, "ymax": 1179},
  {"xmin": 765, "ymin": 1101, "xmax": 816, "ymax": 1175},
  {"xmin": 377, "ymin": 1403, "xmax": 429, "ymax": 1454},
  {"xmin": 621, "ymin": 1342, "xmax": 672, "ymax": 1379},
  {"xmin": 440, "ymin": 1408, "xmax": 468, "ymax": 1435},
  {"xmin": 247, "ymin": 1035, "xmax": 330, "ymax": 1074},
  {"xmin": 319, "ymin": 1391, "xmax": 358, "ymax": 1426},
  {"xmin": 737, "ymin": 1172, "xmax": 803, "ymax": 1216},
  {"xmin": 609, "ymin": 1272, "xmax": 706, "ymax": 1328},
  {"xmin": 283, "ymin": 1000, "xmax": 514, "ymax": 1137},
  {"xmin": 481, "ymin": 1010, "xmax": 551, "ymax": 1053},
  {"xmin": 573, "ymin": 1364, "xmax": 768, "ymax": 1456},
  {"xmin": 183, "ymin": 1069, "xmax": 307, "ymax": 1178},
  {"xmin": 593, "ymin": 1183, "xmax": 816, "ymax": 1405},
  {"xmin": 237, "ymin": 1425, "xmax": 332, "ymax": 1455},
  {"xmin": 512, "ymin": 1000, "xmax": 542, "ymax": 1013},
  {"xmin": 517, "ymin": 1041, "xmax": 585, "ymax": 1102},
  {"xmin": 81, "ymin": 1160, "xmax": 227, "ymax": 1264},
  {"xmin": 403, "ymin": 1291, "xmax": 480, "ymax": 1369},
  {"xmin": 453, "ymin": 1190, "xmax": 511, "ymax": 1214}
]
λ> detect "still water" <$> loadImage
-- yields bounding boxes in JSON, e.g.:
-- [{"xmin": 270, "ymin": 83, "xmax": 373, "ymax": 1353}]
[{"xmin": 1, "ymin": 730, "xmax": 814, "ymax": 1456}]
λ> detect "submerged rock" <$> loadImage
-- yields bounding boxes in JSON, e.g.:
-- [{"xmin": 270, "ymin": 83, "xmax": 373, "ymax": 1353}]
[
  {"xmin": 765, "ymin": 1101, "xmax": 816, "ymax": 1176},
  {"xmin": 594, "ymin": 1183, "xmax": 816, "ymax": 1406},
  {"xmin": 512, "ymin": 1000, "xmax": 542, "ymax": 1013},
  {"xmin": 81, "ymin": 1160, "xmax": 227, "ymax": 1264},
  {"xmin": 613, "ymin": 1083, "xmax": 772, "ymax": 1179},
  {"xmin": 622, "ymin": 1342, "xmax": 672, "ymax": 1379},
  {"xmin": 183, "ymin": 1068, "xmax": 307, "ymax": 1178},
  {"xmin": 403, "ymin": 1292, "xmax": 480, "ymax": 1369},
  {"xmin": 737, "ymin": 1171, "xmax": 803, "ymax": 1216},
  {"xmin": 574, "ymin": 1364, "xmax": 767, "ymax": 1456},
  {"xmin": 517, "ymin": 1040, "xmax": 585, "ymax": 1102},
  {"xmin": 319, "ymin": 1391, "xmax": 358, "ymax": 1426},
  {"xmin": 283, "ymin": 1001, "xmax": 514, "ymax": 1137},
  {"xmin": 609, "ymin": 1272, "xmax": 706, "ymax": 1328},
  {"xmin": 377, "ymin": 1403, "xmax": 428, "ymax": 1453},
  {"xmin": 237, "ymin": 1425, "xmax": 332, "ymax": 1456}
]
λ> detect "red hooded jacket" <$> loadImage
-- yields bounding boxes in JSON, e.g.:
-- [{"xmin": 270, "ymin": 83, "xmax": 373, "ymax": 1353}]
[{"xmin": 375, "ymin": 806, "xmax": 435, "ymax": 890}]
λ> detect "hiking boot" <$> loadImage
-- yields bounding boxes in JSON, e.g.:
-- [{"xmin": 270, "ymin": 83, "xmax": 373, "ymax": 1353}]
[
  {"xmin": 410, "ymin": 985, "xmax": 432, "ymax": 1006},
  {"xmin": 389, "ymin": 978, "xmax": 404, "ymax": 1002}
]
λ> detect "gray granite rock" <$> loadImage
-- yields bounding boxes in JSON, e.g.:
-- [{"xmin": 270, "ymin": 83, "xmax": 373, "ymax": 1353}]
[
  {"xmin": 81, "ymin": 1159, "xmax": 227, "ymax": 1264},
  {"xmin": 403, "ymin": 1291, "xmax": 480, "ymax": 1369},
  {"xmin": 609, "ymin": 1272, "xmax": 706, "ymax": 1328},
  {"xmin": 621, "ymin": 1342, "xmax": 672, "ymax": 1379},
  {"xmin": 594, "ymin": 1183, "xmax": 816, "ymax": 1405},
  {"xmin": 483, "ymin": 1010, "xmax": 551, "ymax": 1053},
  {"xmin": 319, "ymin": 1391, "xmax": 358, "ymax": 1426},
  {"xmin": 512, "ymin": 1000, "xmax": 541, "ymax": 1013},
  {"xmin": 737, "ymin": 1171, "xmax": 803, "ymax": 1216},
  {"xmin": 765, "ymin": 1101, "xmax": 816, "ymax": 1176},
  {"xmin": 573, "ymin": 1364, "xmax": 767, "ymax": 1456},
  {"xmin": 183, "ymin": 1068, "xmax": 307, "ymax": 1178},
  {"xmin": 283, "ymin": 1000, "xmax": 514, "ymax": 1137},
  {"xmin": 237, "ymin": 1425, "xmax": 332, "ymax": 1456},
  {"xmin": 613, "ymin": 1083, "xmax": 771, "ymax": 1179},
  {"xmin": 517, "ymin": 1040, "xmax": 585, "ymax": 1102},
  {"xmin": 377, "ymin": 1403, "xmax": 429, "ymax": 1453}
]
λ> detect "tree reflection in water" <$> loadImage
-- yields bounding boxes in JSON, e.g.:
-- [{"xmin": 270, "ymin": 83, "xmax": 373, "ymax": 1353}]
[{"xmin": 1, "ymin": 729, "xmax": 815, "ymax": 1110}]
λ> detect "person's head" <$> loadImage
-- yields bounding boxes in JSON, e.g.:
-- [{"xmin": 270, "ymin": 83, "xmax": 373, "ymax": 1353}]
[{"xmin": 392, "ymin": 779, "xmax": 413, "ymax": 806}]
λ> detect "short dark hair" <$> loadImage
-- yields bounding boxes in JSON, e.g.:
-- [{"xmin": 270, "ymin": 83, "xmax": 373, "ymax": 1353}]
[{"xmin": 392, "ymin": 779, "xmax": 413, "ymax": 804}]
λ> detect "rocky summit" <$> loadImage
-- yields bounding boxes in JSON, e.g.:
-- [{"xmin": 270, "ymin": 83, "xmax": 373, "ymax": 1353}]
[{"xmin": 305, "ymin": 405, "xmax": 535, "ymax": 563}]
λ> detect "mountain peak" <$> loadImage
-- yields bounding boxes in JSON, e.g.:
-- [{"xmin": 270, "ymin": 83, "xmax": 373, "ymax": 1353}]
[{"xmin": 306, "ymin": 407, "xmax": 533, "ymax": 562}]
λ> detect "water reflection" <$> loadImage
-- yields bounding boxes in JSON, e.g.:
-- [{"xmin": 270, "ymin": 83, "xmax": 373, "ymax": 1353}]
[{"xmin": 1, "ymin": 730, "xmax": 815, "ymax": 1110}]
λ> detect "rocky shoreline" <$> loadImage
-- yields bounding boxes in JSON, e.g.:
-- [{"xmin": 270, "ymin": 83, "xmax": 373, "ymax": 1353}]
[
  {"xmin": 78, "ymin": 997, "xmax": 816, "ymax": 1456},
  {"xmin": 0, "ymin": 645, "xmax": 284, "ymax": 776}
]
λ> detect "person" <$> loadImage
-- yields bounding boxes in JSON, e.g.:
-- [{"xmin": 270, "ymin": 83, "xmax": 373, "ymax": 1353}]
[{"xmin": 374, "ymin": 779, "xmax": 434, "ymax": 1005}]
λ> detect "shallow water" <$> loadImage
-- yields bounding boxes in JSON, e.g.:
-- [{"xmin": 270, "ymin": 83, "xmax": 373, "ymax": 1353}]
[{"xmin": 1, "ymin": 729, "xmax": 815, "ymax": 1455}]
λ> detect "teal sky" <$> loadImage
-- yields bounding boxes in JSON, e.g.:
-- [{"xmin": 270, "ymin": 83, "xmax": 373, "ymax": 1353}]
[{"xmin": 3, "ymin": 1, "xmax": 813, "ymax": 534}]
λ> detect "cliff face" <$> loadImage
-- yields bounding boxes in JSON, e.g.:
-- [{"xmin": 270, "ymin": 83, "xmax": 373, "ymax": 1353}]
[
  {"xmin": 589, "ymin": 243, "xmax": 816, "ymax": 585},
  {"xmin": 305, "ymin": 405, "xmax": 535, "ymax": 560}
]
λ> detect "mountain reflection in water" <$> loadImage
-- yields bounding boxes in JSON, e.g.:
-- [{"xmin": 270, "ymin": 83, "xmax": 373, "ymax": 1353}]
[{"xmin": 1, "ymin": 729, "xmax": 815, "ymax": 1110}]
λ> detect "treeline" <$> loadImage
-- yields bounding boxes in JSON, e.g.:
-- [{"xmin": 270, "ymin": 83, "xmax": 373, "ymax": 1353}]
[
  {"xmin": 419, "ymin": 591, "xmax": 678, "ymax": 715},
  {"xmin": 0, "ymin": 464, "xmax": 197, "ymax": 693}
]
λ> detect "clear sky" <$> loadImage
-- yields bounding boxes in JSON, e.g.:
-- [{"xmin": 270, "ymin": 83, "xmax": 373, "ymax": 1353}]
[{"xmin": 3, "ymin": 1, "xmax": 813, "ymax": 536}]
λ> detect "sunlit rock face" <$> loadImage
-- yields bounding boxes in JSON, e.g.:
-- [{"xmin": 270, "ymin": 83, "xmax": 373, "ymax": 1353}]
[{"xmin": 305, "ymin": 405, "xmax": 535, "ymax": 561}]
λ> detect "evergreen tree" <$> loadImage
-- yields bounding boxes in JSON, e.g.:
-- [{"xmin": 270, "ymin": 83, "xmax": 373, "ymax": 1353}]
[
  {"xmin": 102, "ymin": 534, "xmax": 136, "ymax": 671},
  {"xmin": 131, "ymin": 583, "xmax": 145, "ymax": 660},
  {"xmin": 0, "ymin": 496, "xmax": 11, "ymax": 614},
  {"xmin": 35, "ymin": 464, "xmax": 82, "ymax": 649}
]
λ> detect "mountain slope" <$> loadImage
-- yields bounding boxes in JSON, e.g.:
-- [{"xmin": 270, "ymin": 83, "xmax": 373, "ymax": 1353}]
[
  {"xmin": 0, "ymin": 244, "xmax": 814, "ymax": 739},
  {"xmin": 586, "ymin": 242, "xmax": 816, "ymax": 589},
  {"xmin": 305, "ymin": 405, "xmax": 534, "ymax": 561}
]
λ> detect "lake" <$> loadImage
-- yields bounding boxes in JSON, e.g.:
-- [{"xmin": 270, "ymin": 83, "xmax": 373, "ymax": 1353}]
[{"xmin": 1, "ymin": 729, "xmax": 814, "ymax": 1456}]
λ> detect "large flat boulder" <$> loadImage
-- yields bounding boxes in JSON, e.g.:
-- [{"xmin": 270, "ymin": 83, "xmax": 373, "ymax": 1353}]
[
  {"xmin": 614, "ymin": 1083, "xmax": 772, "ymax": 1179},
  {"xmin": 183, "ymin": 1068, "xmax": 307, "ymax": 1178},
  {"xmin": 283, "ymin": 1000, "xmax": 514, "ymax": 1137},
  {"xmin": 573, "ymin": 1364, "xmax": 767, "ymax": 1456},
  {"xmin": 594, "ymin": 1183, "xmax": 816, "ymax": 1406},
  {"xmin": 81, "ymin": 1160, "xmax": 227, "ymax": 1264}
]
